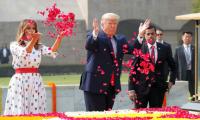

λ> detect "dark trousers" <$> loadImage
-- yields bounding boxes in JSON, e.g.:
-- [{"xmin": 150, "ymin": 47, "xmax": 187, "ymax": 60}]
[
  {"xmin": 135, "ymin": 86, "xmax": 165, "ymax": 108},
  {"xmin": 186, "ymin": 70, "xmax": 195, "ymax": 101},
  {"xmin": 83, "ymin": 87, "xmax": 116, "ymax": 111}
]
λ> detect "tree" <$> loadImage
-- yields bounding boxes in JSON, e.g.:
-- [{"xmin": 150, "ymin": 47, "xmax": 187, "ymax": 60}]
[{"xmin": 192, "ymin": 0, "xmax": 200, "ymax": 13}]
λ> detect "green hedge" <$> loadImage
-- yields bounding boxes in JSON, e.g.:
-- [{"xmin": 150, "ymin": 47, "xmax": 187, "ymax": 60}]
[{"xmin": 0, "ymin": 64, "xmax": 84, "ymax": 77}]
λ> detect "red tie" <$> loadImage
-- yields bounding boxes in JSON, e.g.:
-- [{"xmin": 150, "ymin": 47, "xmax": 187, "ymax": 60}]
[
  {"xmin": 110, "ymin": 73, "xmax": 115, "ymax": 86},
  {"xmin": 151, "ymin": 46, "xmax": 155, "ymax": 64}
]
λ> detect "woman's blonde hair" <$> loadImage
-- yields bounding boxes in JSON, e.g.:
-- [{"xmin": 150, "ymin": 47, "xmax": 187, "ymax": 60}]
[{"xmin": 16, "ymin": 19, "xmax": 40, "ymax": 49}]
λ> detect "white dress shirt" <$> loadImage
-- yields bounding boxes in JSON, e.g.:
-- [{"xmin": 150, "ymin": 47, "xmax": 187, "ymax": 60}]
[
  {"xmin": 156, "ymin": 39, "xmax": 164, "ymax": 44},
  {"xmin": 3, "ymin": 48, "xmax": 7, "ymax": 57},
  {"xmin": 183, "ymin": 44, "xmax": 191, "ymax": 70},
  {"xmin": 110, "ymin": 37, "xmax": 117, "ymax": 57}
]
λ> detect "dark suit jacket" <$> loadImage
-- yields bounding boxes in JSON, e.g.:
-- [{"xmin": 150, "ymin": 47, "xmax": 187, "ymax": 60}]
[
  {"xmin": 174, "ymin": 45, "xmax": 195, "ymax": 80},
  {"xmin": 128, "ymin": 41, "xmax": 176, "ymax": 95},
  {"xmin": 80, "ymin": 30, "xmax": 127, "ymax": 94},
  {"xmin": 162, "ymin": 42, "xmax": 172, "ymax": 82}
]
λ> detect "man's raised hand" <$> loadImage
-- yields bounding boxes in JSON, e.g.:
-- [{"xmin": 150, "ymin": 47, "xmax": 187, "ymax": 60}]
[
  {"xmin": 138, "ymin": 19, "xmax": 151, "ymax": 37},
  {"xmin": 92, "ymin": 18, "xmax": 99, "ymax": 36}
]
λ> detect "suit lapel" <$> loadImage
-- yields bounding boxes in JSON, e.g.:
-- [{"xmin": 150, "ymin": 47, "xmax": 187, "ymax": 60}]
[
  {"xmin": 142, "ymin": 43, "xmax": 153, "ymax": 63},
  {"xmin": 191, "ymin": 45, "xmax": 195, "ymax": 63},
  {"xmin": 107, "ymin": 38, "xmax": 114, "ymax": 52},
  {"xmin": 113, "ymin": 36, "xmax": 120, "ymax": 58},
  {"xmin": 114, "ymin": 35, "xmax": 124, "ymax": 59},
  {"xmin": 98, "ymin": 30, "xmax": 109, "ymax": 44},
  {"xmin": 142, "ymin": 43, "xmax": 149, "ymax": 54},
  {"xmin": 156, "ymin": 44, "xmax": 161, "ymax": 64},
  {"xmin": 99, "ymin": 31, "xmax": 114, "ymax": 53}
]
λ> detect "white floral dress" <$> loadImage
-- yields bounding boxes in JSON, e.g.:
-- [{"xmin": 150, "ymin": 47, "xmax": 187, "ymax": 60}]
[{"xmin": 4, "ymin": 41, "xmax": 57, "ymax": 115}]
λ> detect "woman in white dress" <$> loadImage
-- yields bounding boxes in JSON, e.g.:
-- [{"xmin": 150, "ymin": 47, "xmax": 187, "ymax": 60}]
[{"xmin": 4, "ymin": 19, "xmax": 65, "ymax": 115}]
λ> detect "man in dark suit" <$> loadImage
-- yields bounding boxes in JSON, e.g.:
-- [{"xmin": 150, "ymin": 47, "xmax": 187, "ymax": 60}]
[
  {"xmin": 79, "ymin": 13, "xmax": 150, "ymax": 111},
  {"xmin": 128, "ymin": 25, "xmax": 176, "ymax": 108},
  {"xmin": 156, "ymin": 29, "xmax": 173, "ymax": 84},
  {"xmin": 174, "ymin": 31, "xmax": 195, "ymax": 101}
]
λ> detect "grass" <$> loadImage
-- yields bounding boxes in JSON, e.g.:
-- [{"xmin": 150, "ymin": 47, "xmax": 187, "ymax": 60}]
[{"xmin": 0, "ymin": 73, "xmax": 129, "ymax": 86}]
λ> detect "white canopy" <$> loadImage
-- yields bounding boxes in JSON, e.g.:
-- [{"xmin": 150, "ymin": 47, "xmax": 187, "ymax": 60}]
[{"xmin": 175, "ymin": 13, "xmax": 200, "ymax": 20}]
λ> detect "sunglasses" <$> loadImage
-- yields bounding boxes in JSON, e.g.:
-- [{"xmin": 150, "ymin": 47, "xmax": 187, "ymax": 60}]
[
  {"xmin": 156, "ymin": 34, "xmax": 163, "ymax": 36},
  {"xmin": 146, "ymin": 33, "xmax": 155, "ymax": 36}
]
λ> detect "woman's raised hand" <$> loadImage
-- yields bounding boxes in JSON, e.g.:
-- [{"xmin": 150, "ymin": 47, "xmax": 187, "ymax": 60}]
[
  {"xmin": 30, "ymin": 32, "xmax": 41, "ymax": 42},
  {"xmin": 57, "ymin": 31, "xmax": 66, "ymax": 40}
]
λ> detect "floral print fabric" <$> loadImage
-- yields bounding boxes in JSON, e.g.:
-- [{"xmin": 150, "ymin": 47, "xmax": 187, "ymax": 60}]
[{"xmin": 4, "ymin": 42, "xmax": 57, "ymax": 115}]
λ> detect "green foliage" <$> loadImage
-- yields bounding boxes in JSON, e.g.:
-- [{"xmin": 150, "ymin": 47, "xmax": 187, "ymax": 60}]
[
  {"xmin": 192, "ymin": 0, "xmax": 200, "ymax": 13},
  {"xmin": 0, "ymin": 73, "xmax": 129, "ymax": 86}
]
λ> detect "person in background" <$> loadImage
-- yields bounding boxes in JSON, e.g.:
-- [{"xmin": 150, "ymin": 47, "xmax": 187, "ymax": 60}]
[
  {"xmin": 0, "ymin": 44, "xmax": 11, "ymax": 64},
  {"xmin": 4, "ymin": 19, "xmax": 65, "ymax": 115},
  {"xmin": 79, "ymin": 13, "xmax": 150, "ymax": 111},
  {"xmin": 174, "ymin": 31, "xmax": 195, "ymax": 101},
  {"xmin": 156, "ymin": 29, "xmax": 173, "ymax": 86}
]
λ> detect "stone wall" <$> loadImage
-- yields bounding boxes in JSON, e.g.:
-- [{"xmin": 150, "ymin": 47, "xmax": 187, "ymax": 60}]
[
  {"xmin": 86, "ymin": 0, "xmax": 192, "ymax": 30},
  {"xmin": 0, "ymin": 20, "xmax": 87, "ymax": 65}
]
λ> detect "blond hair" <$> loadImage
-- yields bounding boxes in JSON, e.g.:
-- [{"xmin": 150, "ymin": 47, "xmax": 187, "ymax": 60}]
[
  {"xmin": 101, "ymin": 13, "xmax": 120, "ymax": 29},
  {"xmin": 16, "ymin": 19, "xmax": 39, "ymax": 49},
  {"xmin": 101, "ymin": 13, "xmax": 120, "ymax": 22}
]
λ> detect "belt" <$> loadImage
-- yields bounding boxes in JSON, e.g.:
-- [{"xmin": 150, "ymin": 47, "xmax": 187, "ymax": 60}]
[{"xmin": 15, "ymin": 68, "xmax": 39, "ymax": 73}]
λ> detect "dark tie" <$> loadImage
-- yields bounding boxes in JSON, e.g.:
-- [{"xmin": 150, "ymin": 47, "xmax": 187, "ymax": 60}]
[
  {"xmin": 150, "ymin": 46, "xmax": 155, "ymax": 64},
  {"xmin": 185, "ymin": 46, "xmax": 191, "ymax": 65}
]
